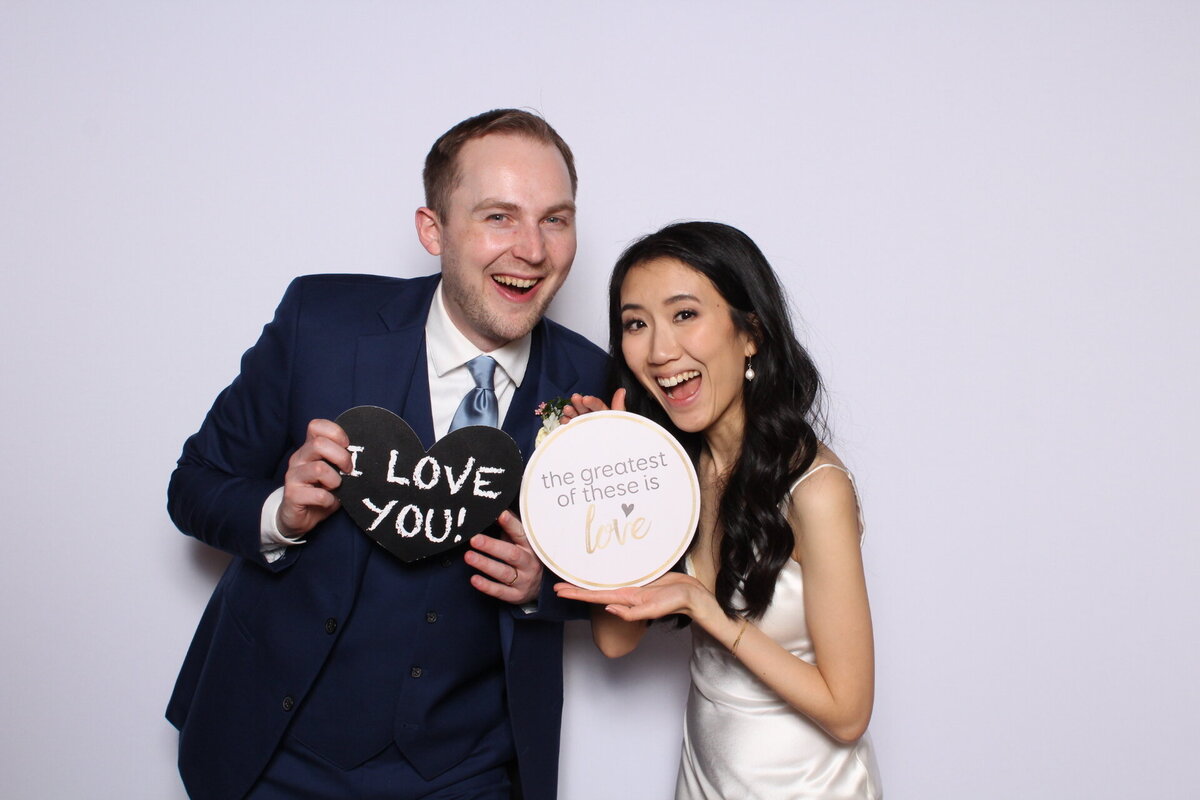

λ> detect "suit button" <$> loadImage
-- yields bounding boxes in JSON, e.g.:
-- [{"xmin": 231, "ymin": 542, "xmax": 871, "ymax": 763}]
[
  {"xmin": 324, "ymin": 618, "xmax": 338, "ymax": 634},
  {"xmin": 425, "ymin": 611, "xmax": 438, "ymax": 623},
  {"xmin": 410, "ymin": 666, "xmax": 423, "ymax": 678},
  {"xmin": 282, "ymin": 696, "xmax": 295, "ymax": 712}
]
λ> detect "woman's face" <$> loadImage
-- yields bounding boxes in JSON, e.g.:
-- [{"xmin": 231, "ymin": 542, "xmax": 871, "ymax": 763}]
[{"xmin": 619, "ymin": 257, "xmax": 757, "ymax": 440}]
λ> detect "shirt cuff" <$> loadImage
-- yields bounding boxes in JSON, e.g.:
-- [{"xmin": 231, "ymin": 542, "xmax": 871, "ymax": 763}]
[{"xmin": 261, "ymin": 486, "xmax": 305, "ymax": 563}]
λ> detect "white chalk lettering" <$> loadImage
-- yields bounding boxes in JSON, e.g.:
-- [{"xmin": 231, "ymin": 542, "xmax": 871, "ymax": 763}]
[
  {"xmin": 386, "ymin": 450, "xmax": 411, "ymax": 485},
  {"xmin": 425, "ymin": 508, "xmax": 458, "ymax": 543},
  {"xmin": 361, "ymin": 498, "xmax": 398, "ymax": 531},
  {"xmin": 473, "ymin": 466, "xmax": 504, "ymax": 499},
  {"xmin": 413, "ymin": 456, "xmax": 439, "ymax": 490},
  {"xmin": 395, "ymin": 504, "xmax": 422, "ymax": 537},
  {"xmin": 346, "ymin": 445, "xmax": 365, "ymax": 477},
  {"xmin": 443, "ymin": 457, "xmax": 475, "ymax": 495}
]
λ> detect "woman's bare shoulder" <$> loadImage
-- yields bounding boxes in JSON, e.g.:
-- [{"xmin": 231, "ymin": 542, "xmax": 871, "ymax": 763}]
[
  {"xmin": 788, "ymin": 445, "xmax": 860, "ymax": 558},
  {"xmin": 793, "ymin": 444, "xmax": 851, "ymax": 491}
]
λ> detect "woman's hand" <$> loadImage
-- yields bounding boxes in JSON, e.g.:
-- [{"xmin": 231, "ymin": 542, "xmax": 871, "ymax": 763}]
[
  {"xmin": 556, "ymin": 571, "xmax": 717, "ymax": 658},
  {"xmin": 555, "ymin": 571, "xmax": 713, "ymax": 623},
  {"xmin": 561, "ymin": 388, "xmax": 627, "ymax": 422}
]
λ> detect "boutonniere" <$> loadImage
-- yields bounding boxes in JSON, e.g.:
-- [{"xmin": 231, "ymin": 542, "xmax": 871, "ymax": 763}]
[{"xmin": 534, "ymin": 397, "xmax": 569, "ymax": 447}]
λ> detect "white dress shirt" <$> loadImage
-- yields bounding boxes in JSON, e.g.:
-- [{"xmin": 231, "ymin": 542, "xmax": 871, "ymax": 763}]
[{"xmin": 424, "ymin": 281, "xmax": 531, "ymax": 438}]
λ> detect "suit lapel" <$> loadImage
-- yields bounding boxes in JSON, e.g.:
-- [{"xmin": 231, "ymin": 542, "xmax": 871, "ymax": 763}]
[
  {"xmin": 502, "ymin": 322, "xmax": 580, "ymax": 462},
  {"xmin": 345, "ymin": 277, "xmax": 439, "ymax": 568},
  {"xmin": 352, "ymin": 277, "xmax": 438, "ymax": 444},
  {"xmin": 502, "ymin": 335, "xmax": 542, "ymax": 461}
]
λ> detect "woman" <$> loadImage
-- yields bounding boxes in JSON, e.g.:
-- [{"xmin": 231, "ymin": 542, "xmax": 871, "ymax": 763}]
[{"xmin": 556, "ymin": 221, "xmax": 882, "ymax": 798}]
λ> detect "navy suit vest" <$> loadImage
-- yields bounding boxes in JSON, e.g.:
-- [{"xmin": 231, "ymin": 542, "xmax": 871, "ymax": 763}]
[{"xmin": 288, "ymin": 543, "xmax": 513, "ymax": 778}]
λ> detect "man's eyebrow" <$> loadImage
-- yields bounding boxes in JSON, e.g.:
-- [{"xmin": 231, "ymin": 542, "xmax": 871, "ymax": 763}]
[
  {"xmin": 471, "ymin": 199, "xmax": 577, "ymax": 215},
  {"xmin": 472, "ymin": 199, "xmax": 520, "ymax": 213}
]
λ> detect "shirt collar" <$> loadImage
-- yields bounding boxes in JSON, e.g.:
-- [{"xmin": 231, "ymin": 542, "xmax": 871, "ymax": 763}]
[{"xmin": 426, "ymin": 281, "xmax": 531, "ymax": 385}]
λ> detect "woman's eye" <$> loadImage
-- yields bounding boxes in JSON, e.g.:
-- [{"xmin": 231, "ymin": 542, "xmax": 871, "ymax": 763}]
[
  {"xmin": 622, "ymin": 318, "xmax": 645, "ymax": 332},
  {"xmin": 674, "ymin": 309, "xmax": 697, "ymax": 322}
]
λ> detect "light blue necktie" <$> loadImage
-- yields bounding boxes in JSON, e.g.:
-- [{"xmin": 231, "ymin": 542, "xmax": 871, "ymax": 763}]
[{"xmin": 449, "ymin": 355, "xmax": 499, "ymax": 431}]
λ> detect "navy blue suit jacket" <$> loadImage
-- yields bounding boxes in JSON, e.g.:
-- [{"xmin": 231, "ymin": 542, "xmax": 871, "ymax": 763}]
[{"xmin": 167, "ymin": 274, "xmax": 608, "ymax": 800}]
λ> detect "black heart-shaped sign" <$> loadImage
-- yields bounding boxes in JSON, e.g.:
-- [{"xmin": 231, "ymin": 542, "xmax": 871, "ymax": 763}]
[{"xmin": 332, "ymin": 405, "xmax": 524, "ymax": 562}]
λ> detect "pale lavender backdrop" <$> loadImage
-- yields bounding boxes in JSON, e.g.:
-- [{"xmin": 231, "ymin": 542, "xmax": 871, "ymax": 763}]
[{"xmin": 3, "ymin": 2, "xmax": 1197, "ymax": 798}]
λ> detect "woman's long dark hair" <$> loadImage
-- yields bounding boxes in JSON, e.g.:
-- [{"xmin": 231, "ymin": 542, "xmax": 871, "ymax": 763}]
[{"xmin": 608, "ymin": 221, "xmax": 826, "ymax": 619}]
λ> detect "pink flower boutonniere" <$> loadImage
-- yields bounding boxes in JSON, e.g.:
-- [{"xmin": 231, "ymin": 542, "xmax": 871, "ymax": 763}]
[{"xmin": 534, "ymin": 397, "xmax": 569, "ymax": 447}]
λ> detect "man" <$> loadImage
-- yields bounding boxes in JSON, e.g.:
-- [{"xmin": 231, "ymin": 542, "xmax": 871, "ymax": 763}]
[{"xmin": 167, "ymin": 109, "xmax": 608, "ymax": 800}]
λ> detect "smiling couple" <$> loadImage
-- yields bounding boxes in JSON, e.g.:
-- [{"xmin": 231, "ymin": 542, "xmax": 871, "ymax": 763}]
[{"xmin": 168, "ymin": 108, "xmax": 880, "ymax": 800}]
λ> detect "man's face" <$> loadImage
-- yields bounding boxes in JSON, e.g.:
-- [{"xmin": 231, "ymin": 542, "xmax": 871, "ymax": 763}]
[{"xmin": 418, "ymin": 133, "xmax": 577, "ymax": 352}]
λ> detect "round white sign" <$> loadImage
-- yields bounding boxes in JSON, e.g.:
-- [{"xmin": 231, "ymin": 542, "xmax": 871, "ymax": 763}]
[{"xmin": 520, "ymin": 410, "xmax": 700, "ymax": 589}]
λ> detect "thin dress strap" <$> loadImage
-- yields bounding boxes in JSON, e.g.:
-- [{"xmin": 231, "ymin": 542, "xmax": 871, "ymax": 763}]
[
  {"xmin": 789, "ymin": 463, "xmax": 866, "ymax": 542},
  {"xmin": 690, "ymin": 465, "xmax": 868, "ymax": 579}
]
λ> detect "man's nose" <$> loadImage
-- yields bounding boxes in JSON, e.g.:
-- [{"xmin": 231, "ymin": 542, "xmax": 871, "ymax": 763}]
[{"xmin": 511, "ymin": 222, "xmax": 546, "ymax": 264}]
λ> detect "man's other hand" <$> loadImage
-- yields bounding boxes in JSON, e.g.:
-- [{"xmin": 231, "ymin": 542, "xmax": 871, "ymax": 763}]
[{"xmin": 277, "ymin": 418, "xmax": 351, "ymax": 538}]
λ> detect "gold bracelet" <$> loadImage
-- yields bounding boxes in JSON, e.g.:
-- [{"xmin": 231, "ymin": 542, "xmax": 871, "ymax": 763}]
[{"xmin": 730, "ymin": 619, "xmax": 749, "ymax": 656}]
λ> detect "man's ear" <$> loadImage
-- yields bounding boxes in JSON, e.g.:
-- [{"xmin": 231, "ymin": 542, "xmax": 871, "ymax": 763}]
[{"xmin": 415, "ymin": 207, "xmax": 443, "ymax": 256}]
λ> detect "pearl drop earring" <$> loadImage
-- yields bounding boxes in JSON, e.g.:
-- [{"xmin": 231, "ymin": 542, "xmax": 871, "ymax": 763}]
[{"xmin": 744, "ymin": 357, "xmax": 756, "ymax": 382}]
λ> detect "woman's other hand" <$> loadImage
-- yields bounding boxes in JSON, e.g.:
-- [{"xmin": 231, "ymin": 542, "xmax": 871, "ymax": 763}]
[{"xmin": 561, "ymin": 388, "xmax": 627, "ymax": 422}]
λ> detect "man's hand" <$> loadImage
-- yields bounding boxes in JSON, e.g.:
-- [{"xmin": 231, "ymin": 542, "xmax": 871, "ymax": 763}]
[
  {"xmin": 466, "ymin": 510, "xmax": 543, "ymax": 605},
  {"xmin": 277, "ymin": 418, "xmax": 352, "ymax": 539}
]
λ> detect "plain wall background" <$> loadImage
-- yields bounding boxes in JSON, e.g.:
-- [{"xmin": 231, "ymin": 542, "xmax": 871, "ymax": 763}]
[{"xmin": 3, "ymin": 2, "xmax": 1197, "ymax": 797}]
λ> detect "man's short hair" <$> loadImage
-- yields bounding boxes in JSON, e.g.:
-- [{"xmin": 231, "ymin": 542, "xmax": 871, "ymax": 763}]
[{"xmin": 423, "ymin": 108, "xmax": 577, "ymax": 218}]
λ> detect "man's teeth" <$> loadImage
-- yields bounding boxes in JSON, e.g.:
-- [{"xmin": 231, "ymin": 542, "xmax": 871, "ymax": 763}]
[
  {"xmin": 657, "ymin": 371, "xmax": 700, "ymax": 388},
  {"xmin": 494, "ymin": 276, "xmax": 538, "ymax": 289}
]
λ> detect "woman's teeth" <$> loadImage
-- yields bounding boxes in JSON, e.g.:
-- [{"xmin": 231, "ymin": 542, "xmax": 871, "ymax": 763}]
[{"xmin": 657, "ymin": 371, "xmax": 700, "ymax": 392}]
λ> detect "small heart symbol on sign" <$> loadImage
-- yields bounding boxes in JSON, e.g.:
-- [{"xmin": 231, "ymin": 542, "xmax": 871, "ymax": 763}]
[
  {"xmin": 621, "ymin": 503, "xmax": 635, "ymax": 517},
  {"xmin": 332, "ymin": 406, "xmax": 524, "ymax": 563}
]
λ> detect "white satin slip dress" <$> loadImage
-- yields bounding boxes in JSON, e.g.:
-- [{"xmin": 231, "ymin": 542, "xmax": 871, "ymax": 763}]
[{"xmin": 676, "ymin": 464, "xmax": 882, "ymax": 799}]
